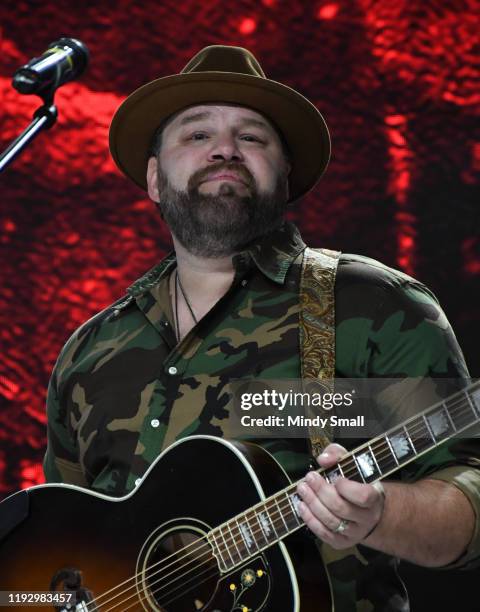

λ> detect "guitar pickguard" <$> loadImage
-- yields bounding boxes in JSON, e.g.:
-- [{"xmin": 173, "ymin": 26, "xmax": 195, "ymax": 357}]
[
  {"xmin": 135, "ymin": 517, "xmax": 271, "ymax": 612},
  {"xmin": 216, "ymin": 560, "xmax": 270, "ymax": 612}
]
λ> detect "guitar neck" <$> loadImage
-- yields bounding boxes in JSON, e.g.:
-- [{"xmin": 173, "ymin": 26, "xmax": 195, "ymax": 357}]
[{"xmin": 208, "ymin": 380, "xmax": 480, "ymax": 572}]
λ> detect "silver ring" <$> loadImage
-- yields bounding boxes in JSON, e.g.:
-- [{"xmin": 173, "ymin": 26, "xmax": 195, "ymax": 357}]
[{"xmin": 333, "ymin": 518, "xmax": 349, "ymax": 534}]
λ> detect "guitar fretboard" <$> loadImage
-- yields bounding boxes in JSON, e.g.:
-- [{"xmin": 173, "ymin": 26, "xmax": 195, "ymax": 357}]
[{"xmin": 208, "ymin": 381, "xmax": 480, "ymax": 572}]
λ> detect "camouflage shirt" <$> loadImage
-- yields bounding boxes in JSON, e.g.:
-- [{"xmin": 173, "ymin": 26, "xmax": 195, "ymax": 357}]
[{"xmin": 44, "ymin": 221, "xmax": 480, "ymax": 611}]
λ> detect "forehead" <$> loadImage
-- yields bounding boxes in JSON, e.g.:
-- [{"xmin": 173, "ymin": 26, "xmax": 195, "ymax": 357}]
[{"xmin": 164, "ymin": 103, "xmax": 278, "ymax": 133}]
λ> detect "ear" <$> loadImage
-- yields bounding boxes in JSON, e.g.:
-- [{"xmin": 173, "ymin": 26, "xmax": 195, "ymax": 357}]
[
  {"xmin": 146, "ymin": 157, "xmax": 160, "ymax": 202},
  {"xmin": 284, "ymin": 157, "xmax": 292, "ymax": 177}
]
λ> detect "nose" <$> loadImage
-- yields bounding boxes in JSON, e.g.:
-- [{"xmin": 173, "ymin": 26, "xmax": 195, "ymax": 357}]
[{"xmin": 207, "ymin": 133, "xmax": 244, "ymax": 163}]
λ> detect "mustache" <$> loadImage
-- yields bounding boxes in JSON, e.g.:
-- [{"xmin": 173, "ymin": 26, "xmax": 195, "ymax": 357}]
[{"xmin": 188, "ymin": 162, "xmax": 255, "ymax": 191}]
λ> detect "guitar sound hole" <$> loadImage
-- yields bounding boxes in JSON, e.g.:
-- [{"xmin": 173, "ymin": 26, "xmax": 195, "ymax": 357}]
[{"xmin": 137, "ymin": 521, "xmax": 220, "ymax": 612}]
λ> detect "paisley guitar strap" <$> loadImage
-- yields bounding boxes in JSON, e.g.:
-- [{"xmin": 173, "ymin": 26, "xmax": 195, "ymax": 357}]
[{"xmin": 299, "ymin": 247, "xmax": 341, "ymax": 459}]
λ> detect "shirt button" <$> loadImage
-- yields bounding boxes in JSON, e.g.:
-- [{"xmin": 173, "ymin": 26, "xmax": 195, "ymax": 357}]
[
  {"xmin": 151, "ymin": 418, "xmax": 160, "ymax": 428},
  {"xmin": 241, "ymin": 279, "xmax": 248, "ymax": 287},
  {"xmin": 168, "ymin": 366, "xmax": 177, "ymax": 375},
  {"xmin": 135, "ymin": 478, "xmax": 142, "ymax": 486}
]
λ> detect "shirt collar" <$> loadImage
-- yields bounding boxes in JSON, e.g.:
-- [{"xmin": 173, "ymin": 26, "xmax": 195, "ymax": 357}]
[
  {"xmin": 239, "ymin": 220, "xmax": 306, "ymax": 283},
  {"xmin": 126, "ymin": 220, "xmax": 305, "ymax": 297}
]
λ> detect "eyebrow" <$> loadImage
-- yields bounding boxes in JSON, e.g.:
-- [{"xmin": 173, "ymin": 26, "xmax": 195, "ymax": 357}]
[
  {"xmin": 238, "ymin": 118, "xmax": 270, "ymax": 131},
  {"xmin": 178, "ymin": 111, "xmax": 271, "ymax": 131},
  {"xmin": 179, "ymin": 111, "xmax": 212, "ymax": 126}
]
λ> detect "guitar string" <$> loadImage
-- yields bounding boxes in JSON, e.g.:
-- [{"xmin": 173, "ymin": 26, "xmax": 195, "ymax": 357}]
[
  {"xmin": 105, "ymin": 391, "xmax": 473, "ymax": 612},
  {"xmin": 106, "ymin": 558, "xmax": 219, "ymax": 612},
  {"xmin": 83, "ymin": 393, "xmax": 475, "ymax": 611},
  {"xmin": 136, "ymin": 394, "xmax": 476, "ymax": 605},
  {"xmin": 85, "ymin": 474, "xmax": 310, "ymax": 612},
  {"xmin": 82, "ymin": 393, "xmax": 475, "ymax": 611},
  {"xmin": 128, "ymin": 570, "xmax": 222, "ymax": 612},
  {"xmin": 83, "ymin": 537, "xmax": 213, "ymax": 610},
  {"xmin": 149, "ymin": 568, "xmax": 223, "ymax": 612},
  {"xmin": 106, "ymin": 474, "xmax": 315, "ymax": 612},
  {"xmin": 105, "ymin": 395, "xmax": 476, "ymax": 611},
  {"xmin": 325, "ymin": 395, "xmax": 476, "ymax": 485},
  {"xmin": 328, "ymin": 392, "xmax": 477, "ymax": 481},
  {"xmin": 88, "ymin": 481, "xmax": 310, "ymax": 612},
  {"xmin": 85, "ymin": 393, "xmax": 476, "ymax": 611},
  {"xmin": 100, "ymin": 494, "xmax": 303, "ymax": 612}
]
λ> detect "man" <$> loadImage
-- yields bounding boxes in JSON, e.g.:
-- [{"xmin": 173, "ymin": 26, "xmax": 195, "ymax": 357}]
[{"xmin": 44, "ymin": 45, "xmax": 480, "ymax": 610}]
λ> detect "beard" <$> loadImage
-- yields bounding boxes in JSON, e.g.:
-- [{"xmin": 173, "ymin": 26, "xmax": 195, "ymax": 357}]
[{"xmin": 155, "ymin": 159, "xmax": 289, "ymax": 257}]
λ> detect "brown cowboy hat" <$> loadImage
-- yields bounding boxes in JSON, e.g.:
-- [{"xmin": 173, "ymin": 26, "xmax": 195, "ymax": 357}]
[{"xmin": 109, "ymin": 45, "xmax": 330, "ymax": 203}]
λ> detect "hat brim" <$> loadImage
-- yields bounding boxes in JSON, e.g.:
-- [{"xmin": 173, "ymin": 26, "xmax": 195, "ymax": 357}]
[{"xmin": 109, "ymin": 72, "xmax": 330, "ymax": 203}]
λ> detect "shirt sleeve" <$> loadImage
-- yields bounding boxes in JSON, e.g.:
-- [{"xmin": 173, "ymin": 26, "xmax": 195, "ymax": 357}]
[
  {"xmin": 366, "ymin": 278, "xmax": 480, "ymax": 569},
  {"xmin": 43, "ymin": 352, "xmax": 89, "ymax": 488}
]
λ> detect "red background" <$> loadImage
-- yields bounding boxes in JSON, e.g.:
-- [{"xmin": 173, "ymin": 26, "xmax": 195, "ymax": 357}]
[
  {"xmin": 0, "ymin": 1, "xmax": 479, "ymax": 605},
  {"xmin": 1, "ymin": 0, "xmax": 479, "ymax": 501}
]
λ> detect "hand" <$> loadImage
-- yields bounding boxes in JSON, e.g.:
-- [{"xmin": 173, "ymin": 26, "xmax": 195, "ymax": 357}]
[{"xmin": 296, "ymin": 443, "xmax": 385, "ymax": 549}]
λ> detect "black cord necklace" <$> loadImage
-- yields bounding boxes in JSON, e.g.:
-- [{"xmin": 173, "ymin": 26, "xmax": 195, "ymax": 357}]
[{"xmin": 174, "ymin": 269, "xmax": 198, "ymax": 340}]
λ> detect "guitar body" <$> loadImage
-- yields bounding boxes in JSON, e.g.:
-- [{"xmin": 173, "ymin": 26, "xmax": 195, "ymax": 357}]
[{"xmin": 0, "ymin": 436, "xmax": 331, "ymax": 611}]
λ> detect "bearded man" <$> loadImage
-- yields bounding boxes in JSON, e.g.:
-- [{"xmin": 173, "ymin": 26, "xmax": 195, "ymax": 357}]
[{"xmin": 44, "ymin": 45, "xmax": 480, "ymax": 611}]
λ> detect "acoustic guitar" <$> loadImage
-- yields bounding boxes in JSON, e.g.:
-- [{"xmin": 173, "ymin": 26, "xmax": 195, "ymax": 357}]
[{"xmin": 1, "ymin": 381, "xmax": 479, "ymax": 611}]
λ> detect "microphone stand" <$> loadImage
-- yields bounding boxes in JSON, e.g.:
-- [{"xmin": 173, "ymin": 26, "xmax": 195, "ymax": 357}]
[{"xmin": 0, "ymin": 90, "xmax": 58, "ymax": 174}]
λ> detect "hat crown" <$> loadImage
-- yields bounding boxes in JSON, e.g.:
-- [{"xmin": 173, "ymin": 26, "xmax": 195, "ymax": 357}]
[
  {"xmin": 181, "ymin": 45, "xmax": 266, "ymax": 78},
  {"xmin": 109, "ymin": 45, "xmax": 330, "ymax": 202}
]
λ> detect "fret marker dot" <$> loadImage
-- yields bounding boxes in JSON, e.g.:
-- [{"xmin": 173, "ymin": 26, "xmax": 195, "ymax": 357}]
[
  {"xmin": 168, "ymin": 366, "xmax": 177, "ymax": 375},
  {"xmin": 151, "ymin": 418, "xmax": 160, "ymax": 428}
]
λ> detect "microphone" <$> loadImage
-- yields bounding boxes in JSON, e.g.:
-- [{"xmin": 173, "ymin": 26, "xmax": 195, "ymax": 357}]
[{"xmin": 12, "ymin": 38, "xmax": 89, "ymax": 96}]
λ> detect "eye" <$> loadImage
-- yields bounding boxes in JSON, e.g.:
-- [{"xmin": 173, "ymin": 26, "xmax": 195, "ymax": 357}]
[
  {"xmin": 240, "ymin": 134, "xmax": 261, "ymax": 142},
  {"xmin": 188, "ymin": 132, "xmax": 209, "ymax": 141},
  {"xmin": 240, "ymin": 134, "xmax": 268, "ymax": 145}
]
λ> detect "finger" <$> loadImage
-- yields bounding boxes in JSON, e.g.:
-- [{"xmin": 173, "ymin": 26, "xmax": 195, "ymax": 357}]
[
  {"xmin": 334, "ymin": 479, "xmax": 381, "ymax": 509},
  {"xmin": 316, "ymin": 443, "xmax": 348, "ymax": 468},
  {"xmin": 297, "ymin": 480, "xmax": 352, "ymax": 532},
  {"xmin": 302, "ymin": 472, "xmax": 366, "ymax": 522},
  {"xmin": 304, "ymin": 472, "xmax": 351, "ymax": 515},
  {"xmin": 297, "ymin": 501, "xmax": 362, "ymax": 549},
  {"xmin": 297, "ymin": 500, "xmax": 344, "ymax": 543}
]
